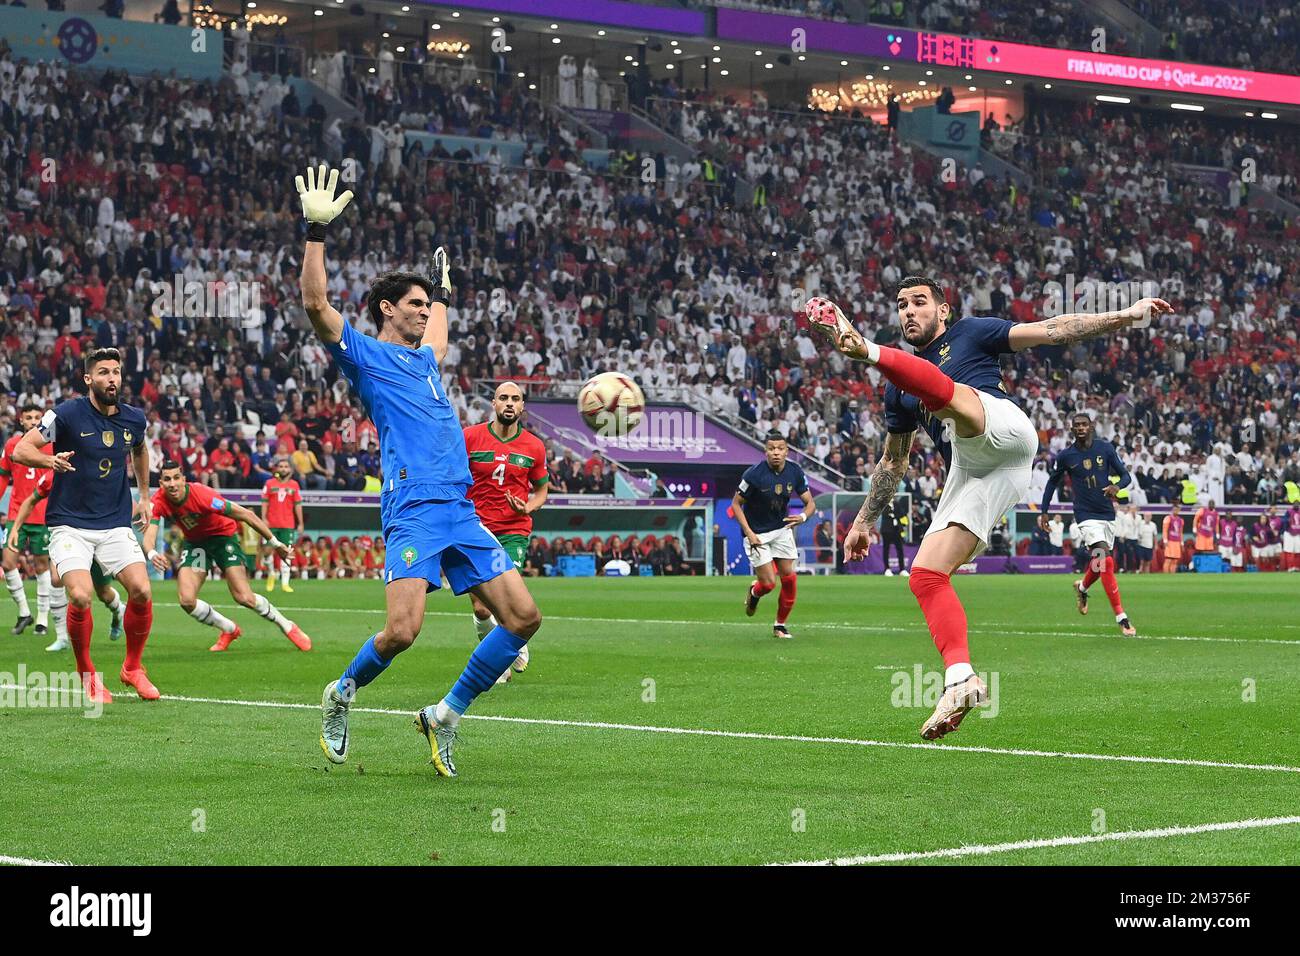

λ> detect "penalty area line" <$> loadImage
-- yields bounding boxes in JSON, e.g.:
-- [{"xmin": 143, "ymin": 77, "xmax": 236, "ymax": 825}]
[
  {"xmin": 3, "ymin": 683, "xmax": 1299, "ymax": 777},
  {"xmin": 771, "ymin": 814, "xmax": 1300, "ymax": 866}
]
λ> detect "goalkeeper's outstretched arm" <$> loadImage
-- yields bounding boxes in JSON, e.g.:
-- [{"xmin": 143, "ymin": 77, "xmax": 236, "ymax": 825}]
[
  {"xmin": 296, "ymin": 164, "xmax": 354, "ymax": 345},
  {"xmin": 421, "ymin": 247, "xmax": 453, "ymax": 364}
]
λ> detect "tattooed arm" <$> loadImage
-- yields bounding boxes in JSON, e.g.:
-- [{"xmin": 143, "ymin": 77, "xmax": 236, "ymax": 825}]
[
  {"xmin": 844, "ymin": 430, "xmax": 914, "ymax": 561},
  {"xmin": 1008, "ymin": 297, "xmax": 1174, "ymax": 352}
]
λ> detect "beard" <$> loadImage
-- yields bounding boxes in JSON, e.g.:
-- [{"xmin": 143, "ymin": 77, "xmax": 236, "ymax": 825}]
[
  {"xmin": 497, "ymin": 409, "xmax": 519, "ymax": 425},
  {"xmin": 91, "ymin": 382, "xmax": 119, "ymax": 407},
  {"xmin": 901, "ymin": 316, "xmax": 941, "ymax": 348}
]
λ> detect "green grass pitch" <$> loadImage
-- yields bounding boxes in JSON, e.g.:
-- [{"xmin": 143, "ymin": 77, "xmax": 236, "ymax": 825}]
[{"xmin": 1, "ymin": 574, "xmax": 1297, "ymax": 865}]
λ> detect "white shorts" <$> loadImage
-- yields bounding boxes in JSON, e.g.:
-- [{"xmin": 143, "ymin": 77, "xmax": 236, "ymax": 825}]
[
  {"xmin": 1076, "ymin": 519, "xmax": 1116, "ymax": 550},
  {"xmin": 49, "ymin": 525, "xmax": 146, "ymax": 579},
  {"xmin": 1231, "ymin": 551, "xmax": 1244, "ymax": 568},
  {"xmin": 744, "ymin": 525, "xmax": 797, "ymax": 569},
  {"xmin": 926, "ymin": 392, "xmax": 1037, "ymax": 558},
  {"xmin": 1285, "ymin": 533, "xmax": 1300, "ymax": 554},
  {"xmin": 1219, "ymin": 545, "xmax": 1234, "ymax": 561}
]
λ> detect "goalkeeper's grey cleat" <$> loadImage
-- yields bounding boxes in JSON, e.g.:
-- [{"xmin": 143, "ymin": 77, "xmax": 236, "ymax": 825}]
[{"xmin": 319, "ymin": 680, "xmax": 351, "ymax": 764}]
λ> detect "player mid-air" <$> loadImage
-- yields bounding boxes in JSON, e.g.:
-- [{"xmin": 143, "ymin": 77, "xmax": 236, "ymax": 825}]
[
  {"xmin": 262, "ymin": 457, "xmax": 303, "ymax": 593},
  {"xmin": 1039, "ymin": 412, "xmax": 1136, "ymax": 637},
  {"xmin": 297, "ymin": 164, "xmax": 542, "ymax": 777},
  {"xmin": 1, "ymin": 404, "xmax": 53, "ymax": 636},
  {"xmin": 807, "ymin": 278, "xmax": 1173, "ymax": 739},
  {"xmin": 11, "ymin": 347, "xmax": 160, "ymax": 703},
  {"xmin": 143, "ymin": 461, "xmax": 312, "ymax": 652},
  {"xmin": 732, "ymin": 431, "xmax": 815, "ymax": 639},
  {"xmin": 463, "ymin": 381, "xmax": 549, "ymax": 680},
  {"xmin": 7, "ymin": 474, "xmax": 127, "ymax": 651}
]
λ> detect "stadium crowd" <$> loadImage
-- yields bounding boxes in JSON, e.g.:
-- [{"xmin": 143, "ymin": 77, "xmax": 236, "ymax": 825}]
[{"xmin": 1, "ymin": 45, "xmax": 1298, "ymax": 550}]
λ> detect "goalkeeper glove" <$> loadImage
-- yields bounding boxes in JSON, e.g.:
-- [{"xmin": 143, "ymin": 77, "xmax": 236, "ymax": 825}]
[
  {"xmin": 432, "ymin": 246, "xmax": 454, "ymax": 305},
  {"xmin": 295, "ymin": 164, "xmax": 354, "ymax": 240}
]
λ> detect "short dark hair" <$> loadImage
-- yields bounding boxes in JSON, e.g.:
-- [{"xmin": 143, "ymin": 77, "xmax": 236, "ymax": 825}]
[
  {"xmin": 160, "ymin": 459, "xmax": 183, "ymax": 473},
  {"xmin": 895, "ymin": 275, "xmax": 946, "ymax": 304},
  {"xmin": 20, "ymin": 403, "xmax": 41, "ymax": 415},
  {"xmin": 1072, "ymin": 411, "xmax": 1093, "ymax": 422},
  {"xmin": 84, "ymin": 347, "xmax": 121, "ymax": 373},
  {"xmin": 367, "ymin": 271, "xmax": 435, "ymax": 329},
  {"xmin": 764, "ymin": 430, "xmax": 787, "ymax": 445}
]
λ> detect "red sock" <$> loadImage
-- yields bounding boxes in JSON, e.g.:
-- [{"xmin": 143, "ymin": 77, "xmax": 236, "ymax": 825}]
[
  {"xmin": 752, "ymin": 579, "xmax": 775, "ymax": 598},
  {"xmin": 67, "ymin": 603, "xmax": 95, "ymax": 676},
  {"xmin": 776, "ymin": 573, "xmax": 797, "ymax": 624},
  {"xmin": 1100, "ymin": 556, "xmax": 1124, "ymax": 616},
  {"xmin": 909, "ymin": 568, "xmax": 969, "ymax": 668},
  {"xmin": 123, "ymin": 599, "xmax": 153, "ymax": 672},
  {"xmin": 874, "ymin": 346, "xmax": 956, "ymax": 412},
  {"xmin": 1081, "ymin": 556, "xmax": 1102, "ymax": 589}
]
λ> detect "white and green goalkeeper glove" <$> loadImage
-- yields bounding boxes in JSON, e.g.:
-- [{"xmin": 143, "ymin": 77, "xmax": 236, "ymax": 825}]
[
  {"xmin": 432, "ymin": 246, "xmax": 453, "ymax": 305},
  {"xmin": 295, "ymin": 164, "xmax": 354, "ymax": 238}
]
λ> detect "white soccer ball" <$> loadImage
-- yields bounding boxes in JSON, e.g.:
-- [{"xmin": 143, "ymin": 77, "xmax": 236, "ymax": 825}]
[{"xmin": 578, "ymin": 371, "xmax": 645, "ymax": 437}]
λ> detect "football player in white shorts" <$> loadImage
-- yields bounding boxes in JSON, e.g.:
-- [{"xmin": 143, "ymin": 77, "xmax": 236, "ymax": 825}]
[{"xmin": 807, "ymin": 278, "xmax": 1172, "ymax": 739}]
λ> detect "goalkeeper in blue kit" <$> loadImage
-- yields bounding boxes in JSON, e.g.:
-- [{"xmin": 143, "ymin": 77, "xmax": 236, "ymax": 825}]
[{"xmin": 297, "ymin": 164, "xmax": 542, "ymax": 777}]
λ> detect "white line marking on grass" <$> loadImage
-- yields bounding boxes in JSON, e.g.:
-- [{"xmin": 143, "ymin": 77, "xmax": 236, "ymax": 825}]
[
  {"xmin": 4, "ymin": 683, "xmax": 1299, "ymax": 776},
  {"xmin": 771, "ymin": 815, "xmax": 1300, "ymax": 866},
  {"xmin": 0, "ymin": 854, "xmax": 68, "ymax": 866},
  {"xmin": 157, "ymin": 603, "xmax": 1300, "ymax": 647}
]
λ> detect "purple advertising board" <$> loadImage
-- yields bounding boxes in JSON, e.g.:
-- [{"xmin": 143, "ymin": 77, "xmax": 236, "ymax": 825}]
[
  {"xmin": 414, "ymin": 0, "xmax": 706, "ymax": 35},
  {"xmin": 528, "ymin": 401, "xmax": 762, "ymax": 466}
]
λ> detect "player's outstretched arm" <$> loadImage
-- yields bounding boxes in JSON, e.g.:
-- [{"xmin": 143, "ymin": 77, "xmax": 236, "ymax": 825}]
[
  {"xmin": 1008, "ymin": 297, "xmax": 1175, "ymax": 352},
  {"xmin": 230, "ymin": 502, "xmax": 285, "ymax": 555},
  {"xmin": 296, "ymin": 164, "xmax": 354, "ymax": 345},
  {"xmin": 421, "ymin": 247, "xmax": 454, "ymax": 364},
  {"xmin": 845, "ymin": 430, "xmax": 913, "ymax": 559}
]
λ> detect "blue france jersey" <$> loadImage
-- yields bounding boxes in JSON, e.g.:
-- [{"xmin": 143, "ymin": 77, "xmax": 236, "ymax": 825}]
[
  {"xmin": 1041, "ymin": 439, "xmax": 1131, "ymax": 522},
  {"xmin": 738, "ymin": 460, "xmax": 808, "ymax": 534},
  {"xmin": 38, "ymin": 397, "xmax": 147, "ymax": 530},
  {"xmin": 325, "ymin": 321, "xmax": 470, "ymax": 525},
  {"xmin": 884, "ymin": 316, "xmax": 1017, "ymax": 467}
]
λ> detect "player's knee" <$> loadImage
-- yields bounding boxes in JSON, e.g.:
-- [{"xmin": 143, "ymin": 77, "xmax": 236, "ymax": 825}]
[
  {"xmin": 380, "ymin": 623, "xmax": 420, "ymax": 653},
  {"xmin": 126, "ymin": 582, "xmax": 151, "ymax": 604},
  {"xmin": 179, "ymin": 597, "xmax": 197, "ymax": 613},
  {"xmin": 67, "ymin": 587, "xmax": 94, "ymax": 609},
  {"xmin": 502, "ymin": 602, "xmax": 542, "ymax": 638}
]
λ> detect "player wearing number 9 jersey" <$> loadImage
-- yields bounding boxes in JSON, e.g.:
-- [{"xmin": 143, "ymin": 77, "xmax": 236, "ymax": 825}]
[
  {"xmin": 463, "ymin": 381, "xmax": 549, "ymax": 679},
  {"xmin": 11, "ymin": 347, "xmax": 158, "ymax": 704},
  {"xmin": 298, "ymin": 162, "xmax": 542, "ymax": 777}
]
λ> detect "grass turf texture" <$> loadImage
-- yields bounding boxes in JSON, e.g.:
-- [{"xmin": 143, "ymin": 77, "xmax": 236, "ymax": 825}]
[{"xmin": 1, "ymin": 575, "xmax": 1297, "ymax": 866}]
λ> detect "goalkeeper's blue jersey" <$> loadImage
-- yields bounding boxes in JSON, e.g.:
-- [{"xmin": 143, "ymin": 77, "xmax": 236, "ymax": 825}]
[{"xmin": 325, "ymin": 321, "xmax": 470, "ymax": 524}]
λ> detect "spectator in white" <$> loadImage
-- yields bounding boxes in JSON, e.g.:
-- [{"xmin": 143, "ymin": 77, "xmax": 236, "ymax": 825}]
[
  {"xmin": 377, "ymin": 44, "xmax": 395, "ymax": 88},
  {"xmin": 582, "ymin": 60, "xmax": 600, "ymax": 110},
  {"xmin": 1205, "ymin": 447, "xmax": 1226, "ymax": 506},
  {"xmin": 1048, "ymin": 514, "xmax": 1065, "ymax": 555},
  {"xmin": 725, "ymin": 334, "xmax": 747, "ymax": 382}
]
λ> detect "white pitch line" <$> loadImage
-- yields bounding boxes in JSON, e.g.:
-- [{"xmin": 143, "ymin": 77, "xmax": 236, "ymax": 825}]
[
  {"xmin": 3, "ymin": 683, "xmax": 1298, "ymax": 776},
  {"xmin": 0, "ymin": 854, "xmax": 68, "ymax": 866},
  {"xmin": 152, "ymin": 602, "xmax": 1300, "ymax": 647},
  {"xmin": 772, "ymin": 814, "xmax": 1300, "ymax": 866}
]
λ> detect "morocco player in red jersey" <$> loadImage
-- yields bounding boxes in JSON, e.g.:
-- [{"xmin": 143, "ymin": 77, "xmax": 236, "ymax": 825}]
[
  {"xmin": 143, "ymin": 461, "xmax": 312, "ymax": 652},
  {"xmin": 463, "ymin": 382, "xmax": 549, "ymax": 679},
  {"xmin": 1, "ymin": 404, "xmax": 54, "ymax": 636},
  {"xmin": 261, "ymin": 458, "xmax": 304, "ymax": 593}
]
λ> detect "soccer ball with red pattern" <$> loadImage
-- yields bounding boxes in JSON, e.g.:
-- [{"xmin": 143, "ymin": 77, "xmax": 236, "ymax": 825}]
[{"xmin": 578, "ymin": 372, "xmax": 645, "ymax": 437}]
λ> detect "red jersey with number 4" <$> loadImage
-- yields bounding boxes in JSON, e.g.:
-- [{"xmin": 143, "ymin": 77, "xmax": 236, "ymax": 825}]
[
  {"xmin": 1, "ymin": 433, "xmax": 52, "ymax": 523},
  {"xmin": 262, "ymin": 477, "xmax": 303, "ymax": 528},
  {"xmin": 150, "ymin": 482, "xmax": 239, "ymax": 542},
  {"xmin": 463, "ymin": 423, "xmax": 548, "ymax": 537}
]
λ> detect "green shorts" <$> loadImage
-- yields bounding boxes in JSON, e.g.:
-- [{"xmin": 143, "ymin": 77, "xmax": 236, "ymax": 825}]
[
  {"xmin": 5, "ymin": 521, "xmax": 50, "ymax": 556},
  {"xmin": 496, "ymin": 533, "xmax": 529, "ymax": 571},
  {"xmin": 179, "ymin": 535, "xmax": 248, "ymax": 573},
  {"xmin": 270, "ymin": 528, "xmax": 297, "ymax": 548},
  {"xmin": 90, "ymin": 560, "xmax": 110, "ymax": 588}
]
